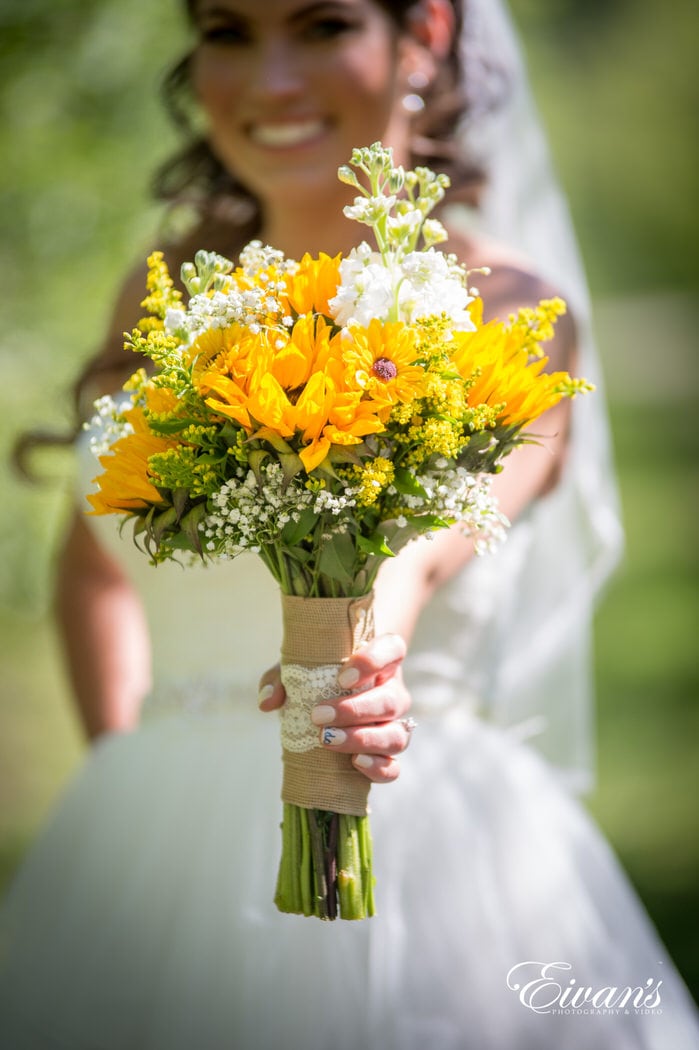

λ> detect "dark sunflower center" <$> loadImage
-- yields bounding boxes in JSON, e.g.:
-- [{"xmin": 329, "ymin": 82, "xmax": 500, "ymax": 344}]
[{"xmin": 372, "ymin": 357, "xmax": 398, "ymax": 381}]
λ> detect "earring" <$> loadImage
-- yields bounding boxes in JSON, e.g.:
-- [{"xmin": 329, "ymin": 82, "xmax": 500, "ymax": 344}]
[
  {"xmin": 402, "ymin": 69, "xmax": 429, "ymax": 114},
  {"xmin": 408, "ymin": 71, "xmax": 430, "ymax": 91},
  {"xmin": 402, "ymin": 92, "xmax": 425, "ymax": 114}
]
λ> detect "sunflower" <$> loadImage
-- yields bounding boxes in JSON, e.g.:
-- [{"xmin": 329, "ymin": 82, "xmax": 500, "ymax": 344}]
[
  {"xmin": 450, "ymin": 310, "xmax": 566, "ymax": 427},
  {"xmin": 283, "ymin": 253, "xmax": 341, "ymax": 318},
  {"xmin": 342, "ymin": 319, "xmax": 425, "ymax": 409},
  {"xmin": 87, "ymin": 404, "xmax": 175, "ymax": 514}
]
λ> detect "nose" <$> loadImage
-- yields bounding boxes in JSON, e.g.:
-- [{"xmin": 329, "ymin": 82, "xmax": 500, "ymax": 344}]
[{"xmin": 249, "ymin": 36, "xmax": 304, "ymax": 103}]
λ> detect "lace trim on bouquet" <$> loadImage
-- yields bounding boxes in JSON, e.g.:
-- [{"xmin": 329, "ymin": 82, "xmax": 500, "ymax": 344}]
[{"xmin": 280, "ymin": 663, "xmax": 347, "ymax": 752}]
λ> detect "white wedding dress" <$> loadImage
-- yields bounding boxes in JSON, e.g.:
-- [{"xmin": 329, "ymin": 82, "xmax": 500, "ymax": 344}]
[{"xmin": 1, "ymin": 436, "xmax": 698, "ymax": 1050}]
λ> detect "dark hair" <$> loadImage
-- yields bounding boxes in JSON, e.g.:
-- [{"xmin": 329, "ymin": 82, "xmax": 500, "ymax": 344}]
[{"xmin": 152, "ymin": 0, "xmax": 488, "ymax": 236}]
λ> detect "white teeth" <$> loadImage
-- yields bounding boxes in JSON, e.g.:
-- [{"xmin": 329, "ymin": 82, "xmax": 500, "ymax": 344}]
[{"xmin": 250, "ymin": 120, "xmax": 325, "ymax": 148}]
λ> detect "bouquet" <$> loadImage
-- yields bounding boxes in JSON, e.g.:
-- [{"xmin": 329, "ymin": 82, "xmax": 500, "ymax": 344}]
[{"xmin": 87, "ymin": 142, "xmax": 590, "ymax": 920}]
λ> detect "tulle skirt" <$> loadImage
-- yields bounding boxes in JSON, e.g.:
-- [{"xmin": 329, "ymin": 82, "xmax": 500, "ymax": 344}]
[{"xmin": 1, "ymin": 703, "xmax": 697, "ymax": 1050}]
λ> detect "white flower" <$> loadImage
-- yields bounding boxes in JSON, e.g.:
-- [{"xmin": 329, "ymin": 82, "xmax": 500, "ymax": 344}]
[
  {"xmin": 164, "ymin": 307, "xmax": 188, "ymax": 334},
  {"xmin": 328, "ymin": 243, "xmax": 475, "ymax": 331},
  {"xmin": 421, "ymin": 218, "xmax": 448, "ymax": 246},
  {"xmin": 202, "ymin": 460, "xmax": 356, "ymax": 560},
  {"xmin": 329, "ymin": 248, "xmax": 397, "ymax": 327},
  {"xmin": 398, "ymin": 250, "xmax": 475, "ymax": 330},
  {"xmin": 343, "ymin": 194, "xmax": 397, "ymax": 225},
  {"xmin": 84, "ymin": 394, "xmax": 134, "ymax": 457},
  {"xmin": 397, "ymin": 464, "xmax": 508, "ymax": 553},
  {"xmin": 386, "ymin": 210, "xmax": 422, "ymax": 239}
]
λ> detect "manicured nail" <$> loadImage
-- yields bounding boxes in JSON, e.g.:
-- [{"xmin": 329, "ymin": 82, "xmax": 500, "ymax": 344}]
[
  {"xmin": 311, "ymin": 705, "xmax": 336, "ymax": 726},
  {"xmin": 372, "ymin": 636, "xmax": 404, "ymax": 665},
  {"xmin": 337, "ymin": 666, "xmax": 360, "ymax": 689},
  {"xmin": 321, "ymin": 727, "xmax": 347, "ymax": 746},
  {"xmin": 257, "ymin": 683, "xmax": 274, "ymax": 706},
  {"xmin": 354, "ymin": 754, "xmax": 373, "ymax": 770}
]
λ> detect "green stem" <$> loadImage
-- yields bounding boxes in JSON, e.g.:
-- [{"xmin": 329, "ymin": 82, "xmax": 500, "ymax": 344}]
[
  {"xmin": 360, "ymin": 816, "xmax": 376, "ymax": 916},
  {"xmin": 299, "ymin": 808, "xmax": 314, "ymax": 916},
  {"xmin": 307, "ymin": 809, "xmax": 331, "ymax": 920},
  {"xmin": 337, "ymin": 816, "xmax": 363, "ymax": 919},
  {"xmin": 275, "ymin": 803, "xmax": 296, "ymax": 913},
  {"xmin": 275, "ymin": 544, "xmax": 292, "ymax": 593}
]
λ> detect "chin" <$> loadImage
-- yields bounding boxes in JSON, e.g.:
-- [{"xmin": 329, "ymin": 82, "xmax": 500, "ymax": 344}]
[{"xmin": 251, "ymin": 164, "xmax": 349, "ymax": 212}]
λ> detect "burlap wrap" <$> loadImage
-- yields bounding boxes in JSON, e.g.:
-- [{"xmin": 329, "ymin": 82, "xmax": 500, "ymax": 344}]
[{"xmin": 280, "ymin": 592, "xmax": 375, "ymax": 816}]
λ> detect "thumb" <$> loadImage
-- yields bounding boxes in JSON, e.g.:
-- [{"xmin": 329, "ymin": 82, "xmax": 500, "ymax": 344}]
[{"xmin": 258, "ymin": 662, "xmax": 286, "ymax": 711}]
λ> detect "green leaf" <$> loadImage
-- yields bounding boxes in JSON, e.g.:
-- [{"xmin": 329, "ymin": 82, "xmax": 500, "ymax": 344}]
[
  {"xmin": 328, "ymin": 444, "xmax": 365, "ymax": 467},
  {"xmin": 220, "ymin": 422, "xmax": 243, "ymax": 446},
  {"xmin": 317, "ymin": 531, "xmax": 356, "ymax": 585},
  {"xmin": 406, "ymin": 513, "xmax": 453, "ymax": 531},
  {"xmin": 279, "ymin": 451, "xmax": 304, "ymax": 487},
  {"xmin": 152, "ymin": 505, "xmax": 179, "ymax": 545},
  {"xmin": 393, "ymin": 467, "xmax": 428, "ymax": 498},
  {"xmin": 247, "ymin": 426, "xmax": 293, "ymax": 454},
  {"xmin": 281, "ymin": 508, "xmax": 318, "ymax": 547},
  {"xmin": 284, "ymin": 546, "xmax": 312, "ymax": 565},
  {"xmin": 356, "ymin": 532, "xmax": 395, "ymax": 557},
  {"xmin": 248, "ymin": 448, "xmax": 270, "ymax": 487},
  {"xmin": 148, "ymin": 416, "xmax": 200, "ymax": 435},
  {"xmin": 168, "ymin": 533, "xmax": 199, "ymax": 553},
  {"xmin": 314, "ymin": 458, "xmax": 341, "ymax": 481},
  {"xmin": 172, "ymin": 488, "xmax": 189, "ymax": 521},
  {"xmin": 179, "ymin": 502, "xmax": 208, "ymax": 557}
]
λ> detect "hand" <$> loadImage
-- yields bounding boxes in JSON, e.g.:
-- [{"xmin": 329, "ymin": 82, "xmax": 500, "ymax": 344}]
[{"xmin": 258, "ymin": 633, "xmax": 412, "ymax": 784}]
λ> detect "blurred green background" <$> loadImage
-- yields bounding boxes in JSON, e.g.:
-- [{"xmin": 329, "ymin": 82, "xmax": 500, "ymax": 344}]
[{"xmin": 1, "ymin": 0, "xmax": 697, "ymax": 999}]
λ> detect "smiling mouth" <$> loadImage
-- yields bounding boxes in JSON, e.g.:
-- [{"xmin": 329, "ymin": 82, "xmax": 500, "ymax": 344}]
[{"xmin": 249, "ymin": 120, "xmax": 327, "ymax": 149}]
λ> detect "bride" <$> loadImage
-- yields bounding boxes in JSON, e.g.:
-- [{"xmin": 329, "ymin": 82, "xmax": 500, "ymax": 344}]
[{"xmin": 1, "ymin": 1, "xmax": 697, "ymax": 1047}]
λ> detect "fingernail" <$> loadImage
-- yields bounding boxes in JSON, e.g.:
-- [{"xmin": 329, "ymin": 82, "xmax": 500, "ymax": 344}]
[
  {"xmin": 257, "ymin": 684, "xmax": 274, "ymax": 707},
  {"xmin": 337, "ymin": 666, "xmax": 360, "ymax": 689},
  {"xmin": 311, "ymin": 705, "xmax": 336, "ymax": 726},
  {"xmin": 321, "ymin": 727, "xmax": 347, "ymax": 746},
  {"xmin": 372, "ymin": 636, "xmax": 404, "ymax": 665},
  {"xmin": 354, "ymin": 754, "xmax": 373, "ymax": 770}
]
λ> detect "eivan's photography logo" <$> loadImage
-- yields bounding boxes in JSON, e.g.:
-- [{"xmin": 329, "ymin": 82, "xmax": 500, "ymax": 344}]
[{"xmin": 506, "ymin": 961, "xmax": 663, "ymax": 1016}]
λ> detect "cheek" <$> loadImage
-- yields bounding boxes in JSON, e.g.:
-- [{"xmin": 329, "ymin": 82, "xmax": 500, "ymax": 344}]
[
  {"xmin": 335, "ymin": 44, "xmax": 406, "ymax": 141},
  {"xmin": 190, "ymin": 52, "xmax": 242, "ymax": 122},
  {"xmin": 341, "ymin": 37, "xmax": 401, "ymax": 102}
]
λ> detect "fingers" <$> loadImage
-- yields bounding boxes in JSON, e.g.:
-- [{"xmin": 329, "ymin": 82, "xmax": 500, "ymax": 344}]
[
  {"xmin": 352, "ymin": 753, "xmax": 401, "ymax": 784},
  {"xmin": 312, "ymin": 635, "xmax": 412, "ymax": 784},
  {"xmin": 258, "ymin": 633, "xmax": 414, "ymax": 785},
  {"xmin": 311, "ymin": 674, "xmax": 410, "ymax": 729},
  {"xmin": 337, "ymin": 633, "xmax": 407, "ymax": 690},
  {"xmin": 319, "ymin": 716, "xmax": 414, "ymax": 757},
  {"xmin": 257, "ymin": 663, "xmax": 285, "ymax": 712}
]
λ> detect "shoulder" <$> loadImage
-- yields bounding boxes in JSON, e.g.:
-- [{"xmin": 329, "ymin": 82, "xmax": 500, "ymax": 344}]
[
  {"xmin": 107, "ymin": 218, "xmax": 248, "ymax": 339},
  {"xmin": 443, "ymin": 227, "xmax": 577, "ymax": 367},
  {"xmin": 76, "ymin": 250, "xmax": 175, "ymax": 403},
  {"xmin": 443, "ymin": 228, "xmax": 554, "ymax": 314},
  {"xmin": 78, "ymin": 222, "xmax": 250, "ymax": 403}
]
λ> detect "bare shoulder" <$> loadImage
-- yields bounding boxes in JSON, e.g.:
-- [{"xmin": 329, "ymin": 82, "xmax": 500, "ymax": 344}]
[
  {"xmin": 443, "ymin": 227, "xmax": 577, "ymax": 367},
  {"xmin": 73, "ymin": 256, "xmax": 153, "ymax": 403},
  {"xmin": 106, "ymin": 217, "xmax": 248, "ymax": 339},
  {"xmin": 88, "ymin": 221, "xmax": 248, "ymax": 398}
]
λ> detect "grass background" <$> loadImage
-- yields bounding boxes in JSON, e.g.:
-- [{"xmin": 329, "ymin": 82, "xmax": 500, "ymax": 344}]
[{"xmin": 0, "ymin": 0, "xmax": 697, "ymax": 999}]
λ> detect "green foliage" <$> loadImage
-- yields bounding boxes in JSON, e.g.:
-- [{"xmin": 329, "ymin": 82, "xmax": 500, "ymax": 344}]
[
  {"xmin": 510, "ymin": 0, "xmax": 698, "ymax": 292},
  {"xmin": 0, "ymin": 0, "xmax": 186, "ymax": 612}
]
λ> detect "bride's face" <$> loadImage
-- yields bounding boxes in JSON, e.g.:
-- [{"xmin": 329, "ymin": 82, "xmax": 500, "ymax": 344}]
[{"xmin": 190, "ymin": 0, "xmax": 416, "ymax": 207}]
